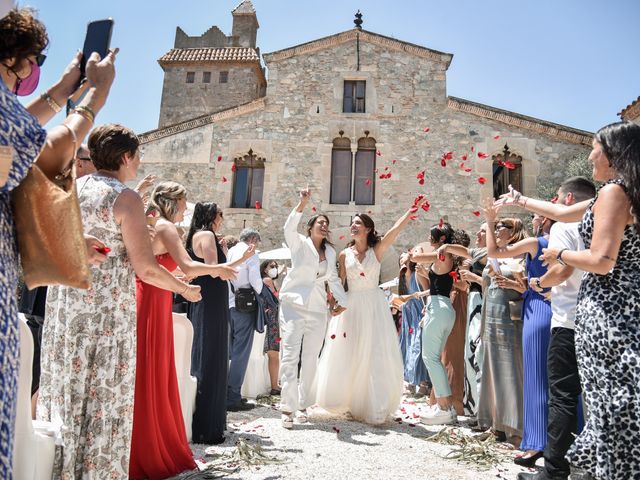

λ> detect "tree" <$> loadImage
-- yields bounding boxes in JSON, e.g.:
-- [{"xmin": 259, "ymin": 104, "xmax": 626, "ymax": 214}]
[{"xmin": 536, "ymin": 152, "xmax": 598, "ymax": 201}]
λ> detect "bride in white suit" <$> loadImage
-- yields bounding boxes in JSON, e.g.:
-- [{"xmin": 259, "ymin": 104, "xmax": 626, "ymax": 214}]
[{"xmin": 278, "ymin": 187, "xmax": 347, "ymax": 429}]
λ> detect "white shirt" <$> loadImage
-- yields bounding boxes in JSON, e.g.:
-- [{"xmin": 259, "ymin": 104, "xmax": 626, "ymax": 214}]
[
  {"xmin": 548, "ymin": 222, "xmax": 585, "ymax": 330},
  {"xmin": 226, "ymin": 241, "xmax": 263, "ymax": 309}
]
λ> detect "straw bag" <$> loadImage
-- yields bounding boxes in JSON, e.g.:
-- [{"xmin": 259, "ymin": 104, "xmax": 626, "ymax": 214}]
[{"xmin": 12, "ymin": 128, "xmax": 90, "ymax": 289}]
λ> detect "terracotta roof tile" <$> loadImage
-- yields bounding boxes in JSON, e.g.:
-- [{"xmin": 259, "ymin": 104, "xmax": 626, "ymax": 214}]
[{"xmin": 158, "ymin": 47, "xmax": 259, "ymax": 64}]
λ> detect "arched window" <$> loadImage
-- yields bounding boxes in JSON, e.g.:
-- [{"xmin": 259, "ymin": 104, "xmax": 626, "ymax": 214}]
[
  {"xmin": 492, "ymin": 144, "xmax": 523, "ymax": 199},
  {"xmin": 232, "ymin": 149, "xmax": 265, "ymax": 208},
  {"xmin": 354, "ymin": 136, "xmax": 376, "ymax": 205},
  {"xmin": 330, "ymin": 137, "xmax": 352, "ymax": 204}
]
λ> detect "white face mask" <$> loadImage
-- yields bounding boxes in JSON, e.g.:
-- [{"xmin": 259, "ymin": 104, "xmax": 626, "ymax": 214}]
[{"xmin": 267, "ymin": 268, "xmax": 278, "ymax": 279}]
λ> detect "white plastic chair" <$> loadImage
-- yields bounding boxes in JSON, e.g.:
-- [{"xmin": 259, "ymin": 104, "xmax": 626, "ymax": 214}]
[
  {"xmin": 13, "ymin": 314, "xmax": 56, "ymax": 480},
  {"xmin": 172, "ymin": 313, "xmax": 198, "ymax": 442}
]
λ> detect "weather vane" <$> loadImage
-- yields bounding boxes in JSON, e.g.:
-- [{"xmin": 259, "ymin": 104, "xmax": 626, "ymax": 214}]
[{"xmin": 354, "ymin": 10, "xmax": 363, "ymax": 30}]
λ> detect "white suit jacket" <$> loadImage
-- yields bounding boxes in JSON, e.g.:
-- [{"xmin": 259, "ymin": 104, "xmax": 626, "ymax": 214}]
[{"xmin": 279, "ymin": 209, "xmax": 348, "ymax": 309}]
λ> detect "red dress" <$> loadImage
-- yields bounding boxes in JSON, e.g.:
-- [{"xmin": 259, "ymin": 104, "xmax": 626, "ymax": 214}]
[{"xmin": 129, "ymin": 254, "xmax": 197, "ymax": 479}]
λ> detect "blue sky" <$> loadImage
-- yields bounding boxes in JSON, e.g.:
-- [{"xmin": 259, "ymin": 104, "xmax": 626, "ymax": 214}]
[{"xmin": 21, "ymin": 0, "xmax": 640, "ymax": 135}]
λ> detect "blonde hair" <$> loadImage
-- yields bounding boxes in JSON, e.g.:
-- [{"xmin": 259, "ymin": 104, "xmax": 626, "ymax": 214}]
[
  {"xmin": 498, "ymin": 217, "xmax": 529, "ymax": 244},
  {"xmin": 149, "ymin": 181, "xmax": 187, "ymax": 222}
]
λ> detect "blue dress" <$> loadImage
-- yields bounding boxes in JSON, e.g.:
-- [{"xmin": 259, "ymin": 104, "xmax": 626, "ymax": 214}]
[
  {"xmin": 0, "ymin": 80, "xmax": 47, "ymax": 477},
  {"xmin": 399, "ymin": 272, "xmax": 429, "ymax": 386},
  {"xmin": 521, "ymin": 237, "xmax": 552, "ymax": 451}
]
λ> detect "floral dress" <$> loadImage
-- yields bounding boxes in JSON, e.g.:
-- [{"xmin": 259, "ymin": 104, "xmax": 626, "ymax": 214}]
[
  {"xmin": 38, "ymin": 174, "xmax": 137, "ymax": 479},
  {"xmin": 0, "ymin": 80, "xmax": 47, "ymax": 478},
  {"xmin": 568, "ymin": 179, "xmax": 640, "ymax": 479}
]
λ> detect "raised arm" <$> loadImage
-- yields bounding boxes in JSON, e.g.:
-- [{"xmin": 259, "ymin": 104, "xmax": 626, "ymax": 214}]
[
  {"xmin": 436, "ymin": 244, "xmax": 472, "ymax": 260},
  {"xmin": 374, "ymin": 197, "xmax": 426, "ymax": 261},
  {"xmin": 115, "ymin": 190, "xmax": 201, "ymax": 301},
  {"xmin": 283, "ymin": 187, "xmax": 310, "ymax": 251},
  {"xmin": 482, "ymin": 198, "xmax": 539, "ymax": 259},
  {"xmin": 497, "ymin": 185, "xmax": 591, "ymax": 223},
  {"xmin": 540, "ymin": 184, "xmax": 632, "ymax": 275}
]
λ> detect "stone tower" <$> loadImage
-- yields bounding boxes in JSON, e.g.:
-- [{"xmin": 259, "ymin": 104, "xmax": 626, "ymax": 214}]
[{"xmin": 156, "ymin": 0, "xmax": 266, "ymax": 128}]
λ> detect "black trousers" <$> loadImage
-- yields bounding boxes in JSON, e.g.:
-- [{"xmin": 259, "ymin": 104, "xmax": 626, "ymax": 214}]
[
  {"xmin": 25, "ymin": 314, "xmax": 44, "ymax": 395},
  {"xmin": 543, "ymin": 327, "xmax": 582, "ymax": 478}
]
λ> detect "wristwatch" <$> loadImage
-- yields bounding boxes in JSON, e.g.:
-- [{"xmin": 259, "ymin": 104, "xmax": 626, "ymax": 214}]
[
  {"xmin": 556, "ymin": 248, "xmax": 568, "ymax": 266},
  {"xmin": 535, "ymin": 278, "xmax": 542, "ymax": 290}
]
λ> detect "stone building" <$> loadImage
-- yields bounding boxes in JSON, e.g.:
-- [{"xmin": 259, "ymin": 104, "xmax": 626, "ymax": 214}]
[
  {"xmin": 619, "ymin": 97, "xmax": 640, "ymax": 125},
  {"xmin": 139, "ymin": 0, "xmax": 593, "ymax": 253}
]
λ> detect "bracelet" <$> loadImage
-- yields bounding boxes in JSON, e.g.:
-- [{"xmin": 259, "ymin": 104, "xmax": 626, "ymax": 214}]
[
  {"xmin": 40, "ymin": 91, "xmax": 62, "ymax": 113},
  {"xmin": 72, "ymin": 105, "xmax": 96, "ymax": 123},
  {"xmin": 557, "ymin": 248, "xmax": 568, "ymax": 266},
  {"xmin": 522, "ymin": 197, "xmax": 528, "ymax": 209}
]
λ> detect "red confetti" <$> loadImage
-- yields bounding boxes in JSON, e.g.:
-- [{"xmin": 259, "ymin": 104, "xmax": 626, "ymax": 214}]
[
  {"xmin": 438, "ymin": 253, "xmax": 446, "ymax": 262},
  {"xmin": 384, "ymin": 166, "xmax": 389, "ymax": 171},
  {"xmin": 392, "ymin": 159, "xmax": 397, "ymax": 165},
  {"xmin": 423, "ymin": 127, "xmax": 430, "ymax": 133},
  {"xmin": 472, "ymin": 211, "xmax": 481, "ymax": 217},
  {"xmin": 477, "ymin": 152, "xmax": 489, "ymax": 159},
  {"xmin": 503, "ymin": 161, "xmax": 516, "ymax": 170},
  {"xmin": 409, "ymin": 215, "xmax": 418, "ymax": 221},
  {"xmin": 461, "ymin": 154, "xmax": 468, "ymax": 161},
  {"xmin": 359, "ymin": 272, "xmax": 365, "ymax": 277},
  {"xmin": 418, "ymin": 178, "xmax": 425, "ymax": 185},
  {"xmin": 376, "ymin": 150, "xmax": 382, "ymax": 156},
  {"xmin": 478, "ymin": 177, "xmax": 487, "ymax": 184},
  {"xmin": 311, "ymin": 206, "xmax": 317, "ymax": 212},
  {"xmin": 416, "ymin": 171, "xmax": 425, "ymax": 179},
  {"xmin": 465, "ymin": 167, "xmax": 472, "ymax": 173},
  {"xmin": 379, "ymin": 174, "xmax": 385, "ymax": 179},
  {"xmin": 421, "ymin": 201, "xmax": 430, "ymax": 212},
  {"xmin": 439, "ymin": 218, "xmax": 444, "ymax": 228},
  {"xmin": 330, "ymin": 334, "xmax": 336, "ymax": 340},
  {"xmin": 255, "ymin": 201, "xmax": 262, "ymax": 209},
  {"xmin": 471, "ymin": 146, "xmax": 475, "ymax": 152},
  {"xmin": 443, "ymin": 151, "xmax": 453, "ymax": 161},
  {"xmin": 409, "ymin": 327, "xmax": 414, "ymax": 334},
  {"xmin": 343, "ymin": 332, "xmax": 347, "ymax": 338},
  {"xmin": 217, "ymin": 155, "xmax": 222, "ymax": 161},
  {"xmin": 231, "ymin": 163, "xmax": 237, "ymax": 172},
  {"xmin": 276, "ymin": 337, "xmax": 281, "ymax": 344},
  {"xmin": 440, "ymin": 159, "xmax": 447, "ymax": 167},
  {"xmin": 409, "ymin": 206, "xmax": 419, "ymax": 213},
  {"xmin": 386, "ymin": 173, "xmax": 392, "ymax": 179},
  {"xmin": 333, "ymin": 426, "xmax": 340, "ymax": 433},
  {"xmin": 95, "ymin": 246, "xmax": 111, "ymax": 255},
  {"xmin": 222, "ymin": 176, "xmax": 228, "ymax": 183},
  {"xmin": 413, "ymin": 194, "xmax": 425, "ymax": 205},
  {"xmin": 494, "ymin": 135, "xmax": 501, "ymax": 140},
  {"xmin": 449, "ymin": 271, "xmax": 460, "ymax": 282},
  {"xmin": 374, "ymin": 168, "xmax": 379, "ymax": 173},
  {"xmin": 365, "ymin": 179, "xmax": 372, "ymax": 185}
]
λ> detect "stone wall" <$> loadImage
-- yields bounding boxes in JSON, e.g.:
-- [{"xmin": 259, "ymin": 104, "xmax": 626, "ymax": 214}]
[
  {"xmin": 141, "ymin": 35, "xmax": 591, "ymax": 258},
  {"xmin": 158, "ymin": 64, "xmax": 263, "ymax": 127}
]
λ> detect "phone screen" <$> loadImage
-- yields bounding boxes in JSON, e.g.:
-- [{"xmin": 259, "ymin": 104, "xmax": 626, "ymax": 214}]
[{"xmin": 80, "ymin": 19, "xmax": 114, "ymax": 78}]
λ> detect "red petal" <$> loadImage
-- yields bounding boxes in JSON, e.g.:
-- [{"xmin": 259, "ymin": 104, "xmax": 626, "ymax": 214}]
[
  {"xmin": 498, "ymin": 160, "xmax": 505, "ymax": 167},
  {"xmin": 376, "ymin": 150, "xmax": 382, "ymax": 156},
  {"xmin": 231, "ymin": 163, "xmax": 237, "ymax": 172},
  {"xmin": 386, "ymin": 173, "xmax": 392, "ymax": 179},
  {"xmin": 416, "ymin": 171, "xmax": 425, "ymax": 179},
  {"xmin": 421, "ymin": 201, "xmax": 430, "ymax": 212},
  {"xmin": 409, "ymin": 206, "xmax": 419, "ymax": 213},
  {"xmin": 472, "ymin": 210, "xmax": 481, "ymax": 217},
  {"xmin": 409, "ymin": 327, "xmax": 414, "ymax": 334},
  {"xmin": 440, "ymin": 159, "xmax": 447, "ymax": 167},
  {"xmin": 374, "ymin": 168, "xmax": 379, "ymax": 173},
  {"xmin": 494, "ymin": 135, "xmax": 500, "ymax": 140},
  {"xmin": 418, "ymin": 178, "xmax": 425, "ymax": 185},
  {"xmin": 464, "ymin": 168, "xmax": 472, "ymax": 173},
  {"xmin": 409, "ymin": 215, "xmax": 418, "ymax": 221},
  {"xmin": 478, "ymin": 177, "xmax": 487, "ymax": 184},
  {"xmin": 423, "ymin": 127, "xmax": 430, "ymax": 133},
  {"xmin": 449, "ymin": 271, "xmax": 460, "ymax": 282},
  {"xmin": 379, "ymin": 174, "xmax": 385, "ymax": 179},
  {"xmin": 330, "ymin": 334, "xmax": 336, "ymax": 339},
  {"xmin": 439, "ymin": 218, "xmax": 444, "ymax": 228},
  {"xmin": 477, "ymin": 152, "xmax": 489, "ymax": 159},
  {"xmin": 471, "ymin": 146, "xmax": 475, "ymax": 152},
  {"xmin": 255, "ymin": 201, "xmax": 262, "ymax": 209},
  {"xmin": 365, "ymin": 179, "xmax": 372, "ymax": 185},
  {"xmin": 384, "ymin": 166, "xmax": 389, "ymax": 171},
  {"xmin": 222, "ymin": 176, "xmax": 228, "ymax": 183},
  {"xmin": 217, "ymin": 155, "xmax": 222, "ymax": 162},
  {"xmin": 392, "ymin": 159, "xmax": 397, "ymax": 165},
  {"xmin": 461, "ymin": 154, "xmax": 468, "ymax": 161},
  {"xmin": 438, "ymin": 253, "xmax": 446, "ymax": 262},
  {"xmin": 276, "ymin": 337, "xmax": 282, "ymax": 343},
  {"xmin": 445, "ymin": 151, "xmax": 454, "ymax": 161},
  {"xmin": 311, "ymin": 206, "xmax": 317, "ymax": 212},
  {"xmin": 359, "ymin": 272, "xmax": 365, "ymax": 277},
  {"xmin": 413, "ymin": 194, "xmax": 425, "ymax": 204},
  {"xmin": 504, "ymin": 161, "xmax": 516, "ymax": 170}
]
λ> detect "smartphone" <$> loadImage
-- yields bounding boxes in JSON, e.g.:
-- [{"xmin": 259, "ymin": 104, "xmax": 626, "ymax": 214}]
[{"xmin": 80, "ymin": 18, "xmax": 114, "ymax": 79}]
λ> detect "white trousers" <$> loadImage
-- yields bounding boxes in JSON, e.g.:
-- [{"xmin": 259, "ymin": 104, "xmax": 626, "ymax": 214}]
[{"xmin": 279, "ymin": 302, "xmax": 328, "ymax": 413}]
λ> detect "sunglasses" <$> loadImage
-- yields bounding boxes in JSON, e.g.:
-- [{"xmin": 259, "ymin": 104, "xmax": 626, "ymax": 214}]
[
  {"xmin": 496, "ymin": 224, "xmax": 513, "ymax": 230},
  {"xmin": 33, "ymin": 53, "xmax": 46, "ymax": 67}
]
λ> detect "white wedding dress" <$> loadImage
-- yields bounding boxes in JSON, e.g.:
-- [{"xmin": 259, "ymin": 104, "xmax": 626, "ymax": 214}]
[{"xmin": 315, "ymin": 247, "xmax": 404, "ymax": 424}]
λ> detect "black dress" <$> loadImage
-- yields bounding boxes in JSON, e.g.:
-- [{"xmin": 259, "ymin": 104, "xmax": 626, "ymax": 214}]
[{"xmin": 187, "ymin": 238, "xmax": 229, "ymax": 444}]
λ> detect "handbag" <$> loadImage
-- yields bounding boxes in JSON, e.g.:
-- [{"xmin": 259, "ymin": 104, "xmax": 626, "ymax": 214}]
[
  {"xmin": 231, "ymin": 285, "xmax": 257, "ymax": 313},
  {"xmin": 12, "ymin": 132, "xmax": 91, "ymax": 290}
]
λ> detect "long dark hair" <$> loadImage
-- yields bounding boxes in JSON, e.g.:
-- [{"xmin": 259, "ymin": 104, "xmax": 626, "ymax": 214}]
[
  {"xmin": 398, "ymin": 258, "xmax": 416, "ymax": 296},
  {"xmin": 185, "ymin": 202, "xmax": 219, "ymax": 252},
  {"xmin": 595, "ymin": 121, "xmax": 640, "ymax": 233},
  {"xmin": 305, "ymin": 214, "xmax": 333, "ymax": 252},
  {"xmin": 429, "ymin": 222, "xmax": 454, "ymax": 245},
  {"xmin": 347, "ymin": 213, "xmax": 382, "ymax": 248}
]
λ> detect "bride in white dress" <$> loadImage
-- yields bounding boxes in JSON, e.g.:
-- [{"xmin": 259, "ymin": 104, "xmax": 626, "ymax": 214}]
[{"xmin": 315, "ymin": 199, "xmax": 426, "ymax": 424}]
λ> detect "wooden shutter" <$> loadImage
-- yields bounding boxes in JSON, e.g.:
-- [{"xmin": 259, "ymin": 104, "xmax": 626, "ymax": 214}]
[
  {"xmin": 355, "ymin": 81, "xmax": 366, "ymax": 113},
  {"xmin": 354, "ymin": 137, "xmax": 375, "ymax": 205},
  {"xmin": 250, "ymin": 167, "xmax": 264, "ymax": 206},
  {"xmin": 343, "ymin": 81, "xmax": 354, "ymax": 113},
  {"xmin": 330, "ymin": 141, "xmax": 352, "ymax": 204},
  {"xmin": 232, "ymin": 167, "xmax": 249, "ymax": 208}
]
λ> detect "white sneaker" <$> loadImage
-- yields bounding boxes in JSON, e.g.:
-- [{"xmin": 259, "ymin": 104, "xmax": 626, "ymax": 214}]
[
  {"xmin": 420, "ymin": 406, "xmax": 456, "ymax": 425},
  {"xmin": 281, "ymin": 412, "xmax": 293, "ymax": 429},
  {"xmin": 295, "ymin": 409, "xmax": 308, "ymax": 423}
]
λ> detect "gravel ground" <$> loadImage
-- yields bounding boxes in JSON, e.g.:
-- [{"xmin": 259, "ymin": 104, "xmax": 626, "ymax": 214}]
[{"xmin": 174, "ymin": 395, "xmax": 540, "ymax": 480}]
